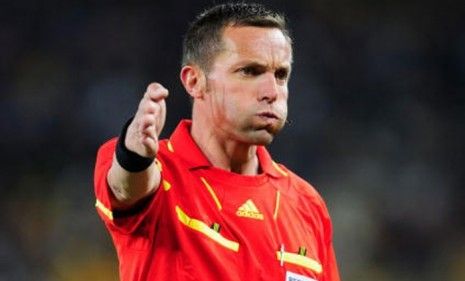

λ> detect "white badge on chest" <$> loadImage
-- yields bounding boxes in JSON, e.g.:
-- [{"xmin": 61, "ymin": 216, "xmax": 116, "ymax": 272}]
[{"xmin": 285, "ymin": 271, "xmax": 317, "ymax": 281}]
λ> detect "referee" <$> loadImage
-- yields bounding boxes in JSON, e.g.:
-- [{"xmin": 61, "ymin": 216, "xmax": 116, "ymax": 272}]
[{"xmin": 94, "ymin": 3, "xmax": 340, "ymax": 281}]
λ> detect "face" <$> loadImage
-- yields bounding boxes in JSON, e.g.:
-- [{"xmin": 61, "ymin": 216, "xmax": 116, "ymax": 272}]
[{"xmin": 202, "ymin": 25, "xmax": 292, "ymax": 145}]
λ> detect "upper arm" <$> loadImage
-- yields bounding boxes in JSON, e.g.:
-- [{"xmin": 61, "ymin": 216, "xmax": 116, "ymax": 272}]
[{"xmin": 94, "ymin": 139, "xmax": 162, "ymax": 233}]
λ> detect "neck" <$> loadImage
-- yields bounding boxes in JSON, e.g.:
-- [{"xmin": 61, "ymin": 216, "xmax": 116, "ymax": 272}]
[{"xmin": 190, "ymin": 118, "xmax": 259, "ymax": 176}]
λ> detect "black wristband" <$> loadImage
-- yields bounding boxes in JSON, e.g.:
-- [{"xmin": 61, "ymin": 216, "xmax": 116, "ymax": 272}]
[{"xmin": 115, "ymin": 118, "xmax": 155, "ymax": 172}]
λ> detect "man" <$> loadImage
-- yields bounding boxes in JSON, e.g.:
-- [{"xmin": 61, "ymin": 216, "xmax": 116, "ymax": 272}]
[{"xmin": 94, "ymin": 3, "xmax": 340, "ymax": 281}]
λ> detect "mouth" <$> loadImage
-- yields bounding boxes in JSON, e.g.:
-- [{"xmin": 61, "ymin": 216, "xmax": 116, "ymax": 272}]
[{"xmin": 257, "ymin": 111, "xmax": 279, "ymax": 120}]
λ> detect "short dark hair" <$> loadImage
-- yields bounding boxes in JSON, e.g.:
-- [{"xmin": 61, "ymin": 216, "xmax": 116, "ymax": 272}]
[{"xmin": 182, "ymin": 2, "xmax": 292, "ymax": 73}]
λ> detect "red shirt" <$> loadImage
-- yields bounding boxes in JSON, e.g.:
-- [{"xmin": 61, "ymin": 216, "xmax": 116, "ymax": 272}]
[{"xmin": 94, "ymin": 120, "xmax": 340, "ymax": 281}]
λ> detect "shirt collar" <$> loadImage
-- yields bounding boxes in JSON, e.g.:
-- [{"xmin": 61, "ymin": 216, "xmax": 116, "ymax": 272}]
[{"xmin": 168, "ymin": 119, "xmax": 285, "ymax": 178}]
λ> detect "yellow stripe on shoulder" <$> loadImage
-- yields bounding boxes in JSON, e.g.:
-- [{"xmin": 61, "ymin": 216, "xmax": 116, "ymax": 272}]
[
  {"xmin": 162, "ymin": 179, "xmax": 172, "ymax": 191},
  {"xmin": 95, "ymin": 199, "xmax": 113, "ymax": 221},
  {"xmin": 200, "ymin": 177, "xmax": 222, "ymax": 211},
  {"xmin": 167, "ymin": 141, "xmax": 174, "ymax": 152},
  {"xmin": 273, "ymin": 190, "xmax": 281, "ymax": 220}
]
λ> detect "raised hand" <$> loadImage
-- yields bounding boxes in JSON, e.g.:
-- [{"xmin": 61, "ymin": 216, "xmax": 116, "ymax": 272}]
[{"xmin": 125, "ymin": 83, "xmax": 168, "ymax": 158}]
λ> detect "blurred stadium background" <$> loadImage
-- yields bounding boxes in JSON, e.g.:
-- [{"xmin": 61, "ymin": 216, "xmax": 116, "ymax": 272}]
[{"xmin": 1, "ymin": 0, "xmax": 464, "ymax": 280}]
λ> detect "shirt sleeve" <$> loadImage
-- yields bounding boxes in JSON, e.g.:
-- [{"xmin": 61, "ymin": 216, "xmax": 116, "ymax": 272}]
[
  {"xmin": 323, "ymin": 240, "xmax": 341, "ymax": 281},
  {"xmin": 319, "ymin": 199, "xmax": 341, "ymax": 281},
  {"xmin": 93, "ymin": 138, "xmax": 158, "ymax": 234}
]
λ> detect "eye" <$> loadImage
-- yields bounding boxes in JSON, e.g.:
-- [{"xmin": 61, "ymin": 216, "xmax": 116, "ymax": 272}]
[
  {"xmin": 238, "ymin": 66, "xmax": 263, "ymax": 77},
  {"xmin": 275, "ymin": 68, "xmax": 289, "ymax": 81}
]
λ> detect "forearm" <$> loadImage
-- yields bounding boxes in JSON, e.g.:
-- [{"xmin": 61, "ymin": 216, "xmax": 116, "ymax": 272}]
[
  {"xmin": 105, "ymin": 83, "xmax": 168, "ymax": 209},
  {"xmin": 107, "ymin": 156, "xmax": 161, "ymax": 209}
]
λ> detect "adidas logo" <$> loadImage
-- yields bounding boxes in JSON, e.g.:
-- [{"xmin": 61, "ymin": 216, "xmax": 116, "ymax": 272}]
[{"xmin": 236, "ymin": 199, "xmax": 264, "ymax": 220}]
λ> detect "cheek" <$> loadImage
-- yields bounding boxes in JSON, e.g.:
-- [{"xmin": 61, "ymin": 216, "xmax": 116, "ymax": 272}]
[
  {"xmin": 277, "ymin": 101, "xmax": 288, "ymax": 118},
  {"xmin": 222, "ymin": 96, "xmax": 243, "ymax": 120},
  {"xmin": 278, "ymin": 90, "xmax": 289, "ymax": 113},
  {"xmin": 211, "ymin": 89, "xmax": 240, "ymax": 122},
  {"xmin": 217, "ymin": 85, "xmax": 246, "ymax": 116}
]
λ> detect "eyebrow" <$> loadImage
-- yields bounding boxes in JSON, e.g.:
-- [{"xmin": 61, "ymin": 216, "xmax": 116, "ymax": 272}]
[{"xmin": 234, "ymin": 60, "xmax": 291, "ymax": 71}]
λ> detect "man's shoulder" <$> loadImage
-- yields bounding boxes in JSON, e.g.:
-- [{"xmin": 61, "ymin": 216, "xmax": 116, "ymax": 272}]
[
  {"xmin": 275, "ymin": 163, "xmax": 326, "ymax": 203},
  {"xmin": 277, "ymin": 166, "xmax": 333, "ymax": 224}
]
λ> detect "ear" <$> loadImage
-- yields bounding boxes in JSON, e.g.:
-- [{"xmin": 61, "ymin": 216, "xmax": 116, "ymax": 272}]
[{"xmin": 180, "ymin": 65, "xmax": 206, "ymax": 99}]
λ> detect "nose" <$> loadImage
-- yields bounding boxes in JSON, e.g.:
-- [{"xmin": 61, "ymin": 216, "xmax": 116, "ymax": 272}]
[{"xmin": 258, "ymin": 73, "xmax": 279, "ymax": 103}]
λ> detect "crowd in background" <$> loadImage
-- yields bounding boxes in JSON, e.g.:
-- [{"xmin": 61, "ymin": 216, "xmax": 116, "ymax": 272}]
[{"xmin": 1, "ymin": 1, "xmax": 464, "ymax": 280}]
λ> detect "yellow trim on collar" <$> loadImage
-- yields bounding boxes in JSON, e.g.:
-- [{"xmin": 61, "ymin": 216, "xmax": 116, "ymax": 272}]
[{"xmin": 272, "ymin": 161, "xmax": 288, "ymax": 177}]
